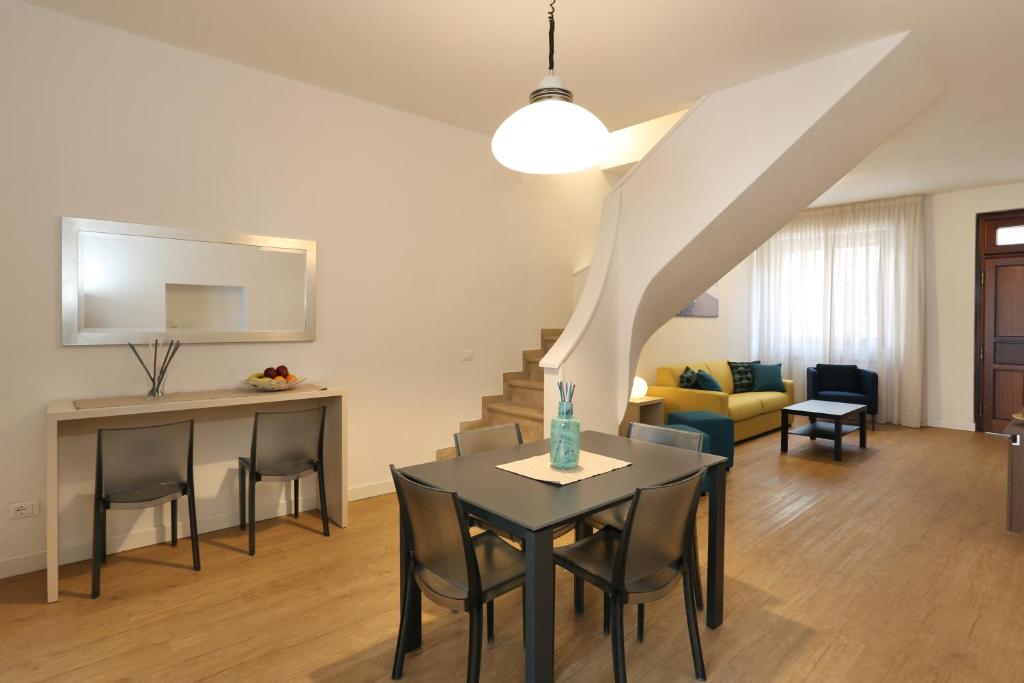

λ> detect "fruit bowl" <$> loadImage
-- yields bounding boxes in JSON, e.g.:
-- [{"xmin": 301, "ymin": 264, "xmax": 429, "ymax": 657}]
[{"xmin": 244, "ymin": 366, "xmax": 304, "ymax": 392}]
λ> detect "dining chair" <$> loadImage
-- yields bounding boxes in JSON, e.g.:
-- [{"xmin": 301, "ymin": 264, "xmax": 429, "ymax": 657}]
[
  {"xmin": 92, "ymin": 420, "xmax": 200, "ymax": 599},
  {"xmin": 390, "ymin": 465, "xmax": 526, "ymax": 683},
  {"xmin": 454, "ymin": 422, "xmax": 582, "ymax": 621},
  {"xmin": 586, "ymin": 422, "xmax": 706, "ymax": 634},
  {"xmin": 554, "ymin": 470, "xmax": 708, "ymax": 682},
  {"xmin": 238, "ymin": 406, "xmax": 329, "ymax": 555}
]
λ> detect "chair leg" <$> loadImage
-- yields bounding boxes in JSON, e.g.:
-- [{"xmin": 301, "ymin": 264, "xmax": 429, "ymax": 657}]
[
  {"xmin": 171, "ymin": 498, "xmax": 178, "ymax": 547},
  {"xmin": 468, "ymin": 604, "xmax": 484, "ymax": 683},
  {"xmin": 293, "ymin": 478, "xmax": 300, "ymax": 518},
  {"xmin": 316, "ymin": 463, "xmax": 330, "ymax": 537},
  {"xmin": 238, "ymin": 464, "xmax": 246, "ymax": 530},
  {"xmin": 187, "ymin": 488, "xmax": 201, "ymax": 571},
  {"xmin": 101, "ymin": 505, "xmax": 107, "ymax": 564},
  {"xmin": 391, "ymin": 562, "xmax": 415, "ymax": 679},
  {"xmin": 604, "ymin": 592, "xmax": 611, "ymax": 635},
  {"xmin": 690, "ymin": 533, "xmax": 703, "ymax": 611},
  {"xmin": 682, "ymin": 567, "xmax": 707, "ymax": 680},
  {"xmin": 91, "ymin": 498, "xmax": 102, "ymax": 599},
  {"xmin": 637, "ymin": 603, "xmax": 645, "ymax": 642},
  {"xmin": 248, "ymin": 469, "xmax": 257, "ymax": 556},
  {"xmin": 486, "ymin": 600, "xmax": 495, "ymax": 643},
  {"xmin": 610, "ymin": 595, "xmax": 627, "ymax": 683}
]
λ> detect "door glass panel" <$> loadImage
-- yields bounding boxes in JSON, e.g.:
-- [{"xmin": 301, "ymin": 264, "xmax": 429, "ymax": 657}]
[{"xmin": 996, "ymin": 225, "xmax": 1024, "ymax": 246}]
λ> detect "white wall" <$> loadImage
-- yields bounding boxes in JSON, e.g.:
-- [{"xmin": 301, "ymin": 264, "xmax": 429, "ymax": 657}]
[
  {"xmin": 923, "ymin": 181, "xmax": 1024, "ymax": 430},
  {"xmin": 0, "ymin": 0, "xmax": 601, "ymax": 577},
  {"xmin": 635, "ymin": 257, "xmax": 754, "ymax": 383}
]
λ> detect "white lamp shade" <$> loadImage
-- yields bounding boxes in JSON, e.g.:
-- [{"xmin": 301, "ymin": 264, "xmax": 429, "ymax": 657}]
[
  {"xmin": 492, "ymin": 99, "xmax": 609, "ymax": 174},
  {"xmin": 630, "ymin": 376, "xmax": 649, "ymax": 399}
]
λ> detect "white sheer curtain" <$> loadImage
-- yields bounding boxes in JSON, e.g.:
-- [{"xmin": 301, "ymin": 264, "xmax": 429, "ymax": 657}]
[{"xmin": 751, "ymin": 195, "xmax": 924, "ymax": 427}]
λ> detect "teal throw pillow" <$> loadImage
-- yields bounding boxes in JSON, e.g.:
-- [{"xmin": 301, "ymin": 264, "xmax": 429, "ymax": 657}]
[
  {"xmin": 694, "ymin": 369, "xmax": 723, "ymax": 392},
  {"xmin": 752, "ymin": 363, "xmax": 785, "ymax": 392}
]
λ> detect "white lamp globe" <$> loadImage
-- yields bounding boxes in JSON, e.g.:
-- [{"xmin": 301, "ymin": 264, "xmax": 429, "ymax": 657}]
[
  {"xmin": 630, "ymin": 376, "xmax": 649, "ymax": 399},
  {"xmin": 492, "ymin": 75, "xmax": 609, "ymax": 174}
]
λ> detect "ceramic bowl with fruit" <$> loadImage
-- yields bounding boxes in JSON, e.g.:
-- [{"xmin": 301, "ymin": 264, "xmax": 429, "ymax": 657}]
[{"xmin": 245, "ymin": 365, "xmax": 304, "ymax": 391}]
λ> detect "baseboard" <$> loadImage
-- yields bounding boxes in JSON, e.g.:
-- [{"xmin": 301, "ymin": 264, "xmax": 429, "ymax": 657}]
[
  {"xmin": 0, "ymin": 494, "xmax": 320, "ymax": 579},
  {"xmin": 1, "ymin": 480, "xmax": 401, "ymax": 580},
  {"xmin": 925, "ymin": 419, "xmax": 976, "ymax": 432},
  {"xmin": 348, "ymin": 479, "xmax": 394, "ymax": 501}
]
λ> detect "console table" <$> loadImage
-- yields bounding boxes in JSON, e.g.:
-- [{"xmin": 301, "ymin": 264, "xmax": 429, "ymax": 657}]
[{"xmin": 45, "ymin": 384, "xmax": 347, "ymax": 603}]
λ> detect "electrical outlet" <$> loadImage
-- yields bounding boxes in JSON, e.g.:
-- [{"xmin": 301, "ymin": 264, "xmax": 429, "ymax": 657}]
[
  {"xmin": 8, "ymin": 501, "xmax": 38, "ymax": 519},
  {"xmin": 460, "ymin": 350, "xmax": 474, "ymax": 361}
]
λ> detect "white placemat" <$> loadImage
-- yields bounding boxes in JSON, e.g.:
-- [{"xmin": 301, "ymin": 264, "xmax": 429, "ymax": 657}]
[{"xmin": 496, "ymin": 450, "xmax": 632, "ymax": 486}]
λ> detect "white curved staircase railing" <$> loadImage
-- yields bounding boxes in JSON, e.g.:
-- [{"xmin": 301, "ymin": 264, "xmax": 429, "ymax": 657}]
[{"xmin": 541, "ymin": 32, "xmax": 942, "ymax": 433}]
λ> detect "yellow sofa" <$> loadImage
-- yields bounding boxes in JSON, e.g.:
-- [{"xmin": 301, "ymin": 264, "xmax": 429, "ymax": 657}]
[{"xmin": 647, "ymin": 361, "xmax": 794, "ymax": 442}]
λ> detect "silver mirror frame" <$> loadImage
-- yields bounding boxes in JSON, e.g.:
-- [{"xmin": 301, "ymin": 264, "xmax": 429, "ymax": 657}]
[{"xmin": 61, "ymin": 217, "xmax": 317, "ymax": 345}]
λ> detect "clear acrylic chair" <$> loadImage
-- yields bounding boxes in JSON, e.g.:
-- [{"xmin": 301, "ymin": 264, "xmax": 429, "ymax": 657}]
[
  {"xmin": 555, "ymin": 470, "xmax": 708, "ymax": 681},
  {"xmin": 238, "ymin": 406, "xmax": 330, "ymax": 555},
  {"xmin": 390, "ymin": 466, "xmax": 526, "ymax": 683},
  {"xmin": 92, "ymin": 419, "xmax": 200, "ymax": 599},
  {"xmin": 586, "ymin": 422, "xmax": 707, "ymax": 633}
]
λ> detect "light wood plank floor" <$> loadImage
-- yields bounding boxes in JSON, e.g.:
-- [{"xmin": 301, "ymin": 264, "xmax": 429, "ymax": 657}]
[{"xmin": 3, "ymin": 425, "xmax": 1023, "ymax": 682}]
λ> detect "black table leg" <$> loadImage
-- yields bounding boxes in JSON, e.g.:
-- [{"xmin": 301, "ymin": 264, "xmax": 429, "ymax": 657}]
[
  {"xmin": 706, "ymin": 462, "xmax": 726, "ymax": 628},
  {"xmin": 574, "ymin": 521, "xmax": 591, "ymax": 615},
  {"xmin": 833, "ymin": 419, "xmax": 843, "ymax": 461},
  {"xmin": 809, "ymin": 415, "xmax": 817, "ymax": 440},
  {"xmin": 399, "ymin": 517, "xmax": 421, "ymax": 652},
  {"xmin": 524, "ymin": 527, "xmax": 555, "ymax": 682},
  {"xmin": 780, "ymin": 411, "xmax": 789, "ymax": 453},
  {"xmin": 859, "ymin": 411, "xmax": 867, "ymax": 448}
]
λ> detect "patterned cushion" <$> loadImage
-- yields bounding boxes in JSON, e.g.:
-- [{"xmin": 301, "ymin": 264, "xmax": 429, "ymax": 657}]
[
  {"xmin": 728, "ymin": 360, "xmax": 761, "ymax": 394},
  {"xmin": 679, "ymin": 366, "xmax": 698, "ymax": 388}
]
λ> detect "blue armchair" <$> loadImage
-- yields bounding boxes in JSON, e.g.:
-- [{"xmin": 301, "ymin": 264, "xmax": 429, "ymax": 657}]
[{"xmin": 807, "ymin": 364, "xmax": 879, "ymax": 429}]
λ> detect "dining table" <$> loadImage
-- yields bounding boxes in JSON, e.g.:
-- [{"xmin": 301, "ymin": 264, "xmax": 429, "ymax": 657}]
[{"xmin": 398, "ymin": 429, "xmax": 728, "ymax": 682}]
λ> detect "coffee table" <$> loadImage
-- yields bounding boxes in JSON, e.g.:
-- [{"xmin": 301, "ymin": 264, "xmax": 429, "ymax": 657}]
[{"xmin": 781, "ymin": 400, "xmax": 867, "ymax": 461}]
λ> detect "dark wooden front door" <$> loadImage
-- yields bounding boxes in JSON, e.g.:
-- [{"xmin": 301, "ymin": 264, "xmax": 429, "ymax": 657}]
[{"xmin": 977, "ymin": 209, "xmax": 1024, "ymax": 432}]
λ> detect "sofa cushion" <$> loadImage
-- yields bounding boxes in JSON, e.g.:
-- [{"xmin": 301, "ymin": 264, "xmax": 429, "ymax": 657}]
[
  {"xmin": 657, "ymin": 363, "xmax": 710, "ymax": 388},
  {"xmin": 817, "ymin": 390, "xmax": 869, "ymax": 407},
  {"xmin": 746, "ymin": 391, "xmax": 790, "ymax": 412},
  {"xmin": 752, "ymin": 363, "xmax": 785, "ymax": 392},
  {"xmin": 706, "ymin": 361, "xmax": 735, "ymax": 394},
  {"xmin": 694, "ymin": 369, "xmax": 723, "ymax": 392},
  {"xmin": 816, "ymin": 364, "xmax": 860, "ymax": 392},
  {"xmin": 679, "ymin": 366, "xmax": 698, "ymax": 388},
  {"xmin": 727, "ymin": 393, "xmax": 763, "ymax": 421},
  {"xmin": 728, "ymin": 360, "xmax": 760, "ymax": 393}
]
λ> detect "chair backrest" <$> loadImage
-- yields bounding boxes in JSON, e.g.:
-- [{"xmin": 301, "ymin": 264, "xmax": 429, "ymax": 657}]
[
  {"xmin": 97, "ymin": 420, "xmax": 193, "ymax": 495},
  {"xmin": 453, "ymin": 423, "xmax": 522, "ymax": 458},
  {"xmin": 390, "ymin": 465, "xmax": 480, "ymax": 598},
  {"xmin": 614, "ymin": 469, "xmax": 704, "ymax": 591},
  {"xmin": 251, "ymin": 406, "xmax": 325, "ymax": 470},
  {"xmin": 626, "ymin": 422, "xmax": 704, "ymax": 453}
]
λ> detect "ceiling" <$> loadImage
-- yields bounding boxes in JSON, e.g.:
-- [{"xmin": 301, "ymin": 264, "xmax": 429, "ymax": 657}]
[{"xmin": 28, "ymin": 0, "xmax": 1024, "ymax": 204}]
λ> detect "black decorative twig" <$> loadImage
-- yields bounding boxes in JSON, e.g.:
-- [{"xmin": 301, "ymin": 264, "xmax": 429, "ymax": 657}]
[{"xmin": 128, "ymin": 339, "xmax": 181, "ymax": 398}]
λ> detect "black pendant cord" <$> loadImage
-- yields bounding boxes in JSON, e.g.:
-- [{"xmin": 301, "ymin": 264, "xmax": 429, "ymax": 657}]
[{"xmin": 548, "ymin": 0, "xmax": 556, "ymax": 72}]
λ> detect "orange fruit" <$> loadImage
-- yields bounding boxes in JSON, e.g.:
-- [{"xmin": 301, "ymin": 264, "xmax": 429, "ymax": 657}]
[{"xmin": 286, "ymin": 374, "xmax": 297, "ymax": 382}]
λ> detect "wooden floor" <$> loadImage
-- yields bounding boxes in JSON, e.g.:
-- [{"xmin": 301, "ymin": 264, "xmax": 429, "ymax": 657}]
[{"xmin": 3, "ymin": 424, "xmax": 1024, "ymax": 682}]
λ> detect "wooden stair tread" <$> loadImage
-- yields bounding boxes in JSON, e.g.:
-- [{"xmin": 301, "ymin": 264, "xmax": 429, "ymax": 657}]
[
  {"xmin": 523, "ymin": 349, "xmax": 544, "ymax": 362},
  {"xmin": 507, "ymin": 378, "xmax": 543, "ymax": 390},
  {"xmin": 487, "ymin": 402, "xmax": 543, "ymax": 420}
]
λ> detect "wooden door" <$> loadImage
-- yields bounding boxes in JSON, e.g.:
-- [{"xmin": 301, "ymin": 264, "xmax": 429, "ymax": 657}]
[{"xmin": 977, "ymin": 209, "xmax": 1024, "ymax": 432}]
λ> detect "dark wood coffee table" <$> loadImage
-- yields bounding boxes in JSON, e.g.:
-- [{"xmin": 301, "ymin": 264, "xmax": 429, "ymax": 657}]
[{"xmin": 781, "ymin": 400, "xmax": 867, "ymax": 461}]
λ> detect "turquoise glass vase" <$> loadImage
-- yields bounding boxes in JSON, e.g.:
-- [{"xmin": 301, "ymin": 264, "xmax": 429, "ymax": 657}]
[{"xmin": 550, "ymin": 401, "xmax": 580, "ymax": 470}]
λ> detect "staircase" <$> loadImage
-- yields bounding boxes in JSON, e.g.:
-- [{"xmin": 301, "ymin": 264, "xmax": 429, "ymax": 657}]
[{"xmin": 436, "ymin": 328, "xmax": 561, "ymax": 459}]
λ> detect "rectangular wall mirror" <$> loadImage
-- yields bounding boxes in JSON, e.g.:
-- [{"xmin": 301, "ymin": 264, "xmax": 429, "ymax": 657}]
[{"xmin": 62, "ymin": 217, "xmax": 316, "ymax": 345}]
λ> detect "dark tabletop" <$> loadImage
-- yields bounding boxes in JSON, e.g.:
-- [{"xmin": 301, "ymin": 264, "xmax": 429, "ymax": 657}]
[{"xmin": 400, "ymin": 430, "xmax": 726, "ymax": 532}]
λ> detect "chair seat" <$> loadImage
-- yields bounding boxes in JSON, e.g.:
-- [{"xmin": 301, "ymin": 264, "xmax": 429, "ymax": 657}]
[
  {"xmin": 415, "ymin": 531, "xmax": 526, "ymax": 608},
  {"xmin": 587, "ymin": 502, "xmax": 629, "ymax": 530},
  {"xmin": 815, "ymin": 390, "xmax": 869, "ymax": 406},
  {"xmin": 470, "ymin": 517, "xmax": 576, "ymax": 544},
  {"xmin": 554, "ymin": 527, "xmax": 682, "ymax": 602},
  {"xmin": 239, "ymin": 456, "xmax": 316, "ymax": 481},
  {"xmin": 105, "ymin": 481, "xmax": 186, "ymax": 509}
]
